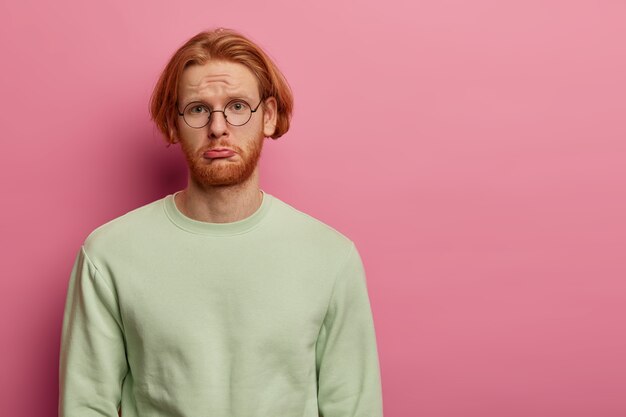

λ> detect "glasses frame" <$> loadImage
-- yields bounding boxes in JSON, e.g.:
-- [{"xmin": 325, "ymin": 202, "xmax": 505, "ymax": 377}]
[{"xmin": 177, "ymin": 98, "xmax": 264, "ymax": 128}]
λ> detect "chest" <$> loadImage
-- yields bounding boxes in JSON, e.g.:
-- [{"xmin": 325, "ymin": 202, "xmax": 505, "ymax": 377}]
[{"xmin": 117, "ymin": 255, "xmax": 329, "ymax": 360}]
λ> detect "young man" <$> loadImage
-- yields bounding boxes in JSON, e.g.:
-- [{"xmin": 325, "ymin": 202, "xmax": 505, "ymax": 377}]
[{"xmin": 58, "ymin": 27, "xmax": 383, "ymax": 417}]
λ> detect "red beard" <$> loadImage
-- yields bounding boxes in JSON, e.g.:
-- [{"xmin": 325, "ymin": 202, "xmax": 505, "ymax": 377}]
[{"xmin": 179, "ymin": 134, "xmax": 265, "ymax": 188}]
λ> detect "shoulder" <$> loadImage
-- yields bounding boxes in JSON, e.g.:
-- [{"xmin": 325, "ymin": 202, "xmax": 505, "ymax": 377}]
[
  {"xmin": 268, "ymin": 194, "xmax": 356, "ymax": 258},
  {"xmin": 82, "ymin": 196, "xmax": 166, "ymax": 262}
]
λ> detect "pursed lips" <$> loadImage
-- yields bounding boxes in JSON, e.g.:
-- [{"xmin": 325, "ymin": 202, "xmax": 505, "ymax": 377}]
[{"xmin": 203, "ymin": 148, "xmax": 237, "ymax": 159}]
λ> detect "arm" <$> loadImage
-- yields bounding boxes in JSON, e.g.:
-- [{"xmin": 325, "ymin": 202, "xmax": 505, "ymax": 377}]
[
  {"xmin": 315, "ymin": 243, "xmax": 384, "ymax": 417},
  {"xmin": 58, "ymin": 245, "xmax": 129, "ymax": 417}
]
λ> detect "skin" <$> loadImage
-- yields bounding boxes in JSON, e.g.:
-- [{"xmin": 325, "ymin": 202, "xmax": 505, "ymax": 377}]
[{"xmin": 173, "ymin": 59, "xmax": 278, "ymax": 223}]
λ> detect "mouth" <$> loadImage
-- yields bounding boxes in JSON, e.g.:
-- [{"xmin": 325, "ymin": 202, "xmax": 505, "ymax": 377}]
[{"xmin": 203, "ymin": 148, "xmax": 237, "ymax": 159}]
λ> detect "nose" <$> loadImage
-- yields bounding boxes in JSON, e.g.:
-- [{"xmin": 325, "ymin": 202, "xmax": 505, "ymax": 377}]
[{"xmin": 207, "ymin": 110, "xmax": 228, "ymax": 138}]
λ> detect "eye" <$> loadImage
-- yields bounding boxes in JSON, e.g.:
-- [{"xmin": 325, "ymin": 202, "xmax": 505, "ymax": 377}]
[
  {"xmin": 187, "ymin": 103, "xmax": 209, "ymax": 114},
  {"xmin": 228, "ymin": 101, "xmax": 250, "ymax": 112}
]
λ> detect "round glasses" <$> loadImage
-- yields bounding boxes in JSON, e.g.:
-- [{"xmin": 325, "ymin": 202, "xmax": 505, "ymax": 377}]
[{"xmin": 177, "ymin": 98, "xmax": 263, "ymax": 128}]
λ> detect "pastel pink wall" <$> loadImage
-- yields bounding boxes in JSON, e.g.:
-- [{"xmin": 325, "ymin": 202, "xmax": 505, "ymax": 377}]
[{"xmin": 1, "ymin": 1, "xmax": 624, "ymax": 416}]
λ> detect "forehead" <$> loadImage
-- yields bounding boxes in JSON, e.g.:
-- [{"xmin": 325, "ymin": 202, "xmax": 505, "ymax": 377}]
[{"xmin": 178, "ymin": 60, "xmax": 259, "ymax": 101}]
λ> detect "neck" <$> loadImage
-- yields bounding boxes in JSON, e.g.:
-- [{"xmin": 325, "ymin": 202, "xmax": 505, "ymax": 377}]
[{"xmin": 175, "ymin": 177, "xmax": 264, "ymax": 224}]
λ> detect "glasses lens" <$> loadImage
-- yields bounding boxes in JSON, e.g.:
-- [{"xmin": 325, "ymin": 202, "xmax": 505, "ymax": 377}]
[
  {"xmin": 183, "ymin": 102, "xmax": 210, "ymax": 128},
  {"xmin": 224, "ymin": 100, "xmax": 252, "ymax": 126}
]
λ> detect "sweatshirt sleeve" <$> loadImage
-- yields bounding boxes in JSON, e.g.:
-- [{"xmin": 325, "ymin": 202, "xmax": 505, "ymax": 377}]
[
  {"xmin": 315, "ymin": 243, "xmax": 384, "ymax": 417},
  {"xmin": 58, "ymin": 245, "xmax": 129, "ymax": 417}
]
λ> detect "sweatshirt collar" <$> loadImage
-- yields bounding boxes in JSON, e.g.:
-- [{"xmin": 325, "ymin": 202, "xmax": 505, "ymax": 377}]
[{"xmin": 163, "ymin": 189, "xmax": 273, "ymax": 236}]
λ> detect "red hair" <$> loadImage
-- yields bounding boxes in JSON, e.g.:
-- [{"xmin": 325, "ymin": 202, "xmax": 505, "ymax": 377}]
[{"xmin": 149, "ymin": 27, "xmax": 294, "ymax": 147}]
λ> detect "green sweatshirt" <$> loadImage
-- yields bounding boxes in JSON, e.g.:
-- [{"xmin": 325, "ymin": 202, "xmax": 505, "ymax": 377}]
[{"xmin": 58, "ymin": 189, "xmax": 383, "ymax": 417}]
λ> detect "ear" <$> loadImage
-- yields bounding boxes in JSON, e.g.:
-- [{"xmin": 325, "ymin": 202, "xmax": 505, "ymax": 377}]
[
  {"xmin": 169, "ymin": 125, "xmax": 180, "ymax": 144},
  {"xmin": 262, "ymin": 96, "xmax": 278, "ymax": 137}
]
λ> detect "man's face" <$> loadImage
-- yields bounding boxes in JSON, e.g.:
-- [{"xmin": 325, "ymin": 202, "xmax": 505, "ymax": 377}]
[{"xmin": 175, "ymin": 60, "xmax": 277, "ymax": 188}]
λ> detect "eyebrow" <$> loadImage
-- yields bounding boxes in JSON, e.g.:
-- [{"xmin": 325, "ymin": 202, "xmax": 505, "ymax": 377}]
[{"xmin": 183, "ymin": 94, "xmax": 254, "ymax": 105}]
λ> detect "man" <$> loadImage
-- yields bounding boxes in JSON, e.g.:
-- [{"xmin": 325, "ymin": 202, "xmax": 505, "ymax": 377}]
[{"xmin": 58, "ymin": 27, "xmax": 383, "ymax": 417}]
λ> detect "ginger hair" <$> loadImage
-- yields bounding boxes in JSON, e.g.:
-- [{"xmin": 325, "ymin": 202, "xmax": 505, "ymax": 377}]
[{"xmin": 149, "ymin": 27, "xmax": 294, "ymax": 147}]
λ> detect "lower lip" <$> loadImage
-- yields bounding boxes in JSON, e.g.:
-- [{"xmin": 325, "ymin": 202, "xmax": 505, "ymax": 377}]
[{"xmin": 204, "ymin": 150, "xmax": 236, "ymax": 159}]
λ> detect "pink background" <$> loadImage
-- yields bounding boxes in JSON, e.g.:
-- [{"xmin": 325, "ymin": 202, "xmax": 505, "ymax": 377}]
[{"xmin": 1, "ymin": 0, "xmax": 625, "ymax": 416}]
